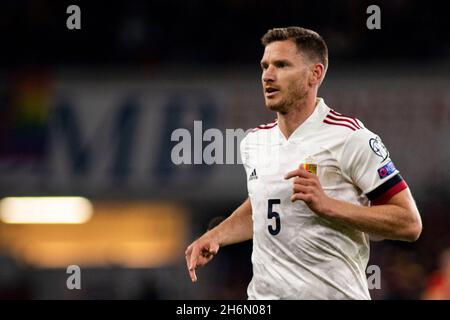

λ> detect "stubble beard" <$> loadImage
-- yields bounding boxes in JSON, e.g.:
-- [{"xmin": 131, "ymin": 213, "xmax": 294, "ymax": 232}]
[{"xmin": 265, "ymin": 81, "xmax": 309, "ymax": 115}]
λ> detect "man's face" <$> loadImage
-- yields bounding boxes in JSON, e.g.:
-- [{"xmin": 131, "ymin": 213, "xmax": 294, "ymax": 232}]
[{"xmin": 260, "ymin": 40, "xmax": 311, "ymax": 113}]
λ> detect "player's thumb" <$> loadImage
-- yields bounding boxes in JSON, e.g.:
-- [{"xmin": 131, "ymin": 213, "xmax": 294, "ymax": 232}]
[{"xmin": 208, "ymin": 243, "xmax": 219, "ymax": 256}]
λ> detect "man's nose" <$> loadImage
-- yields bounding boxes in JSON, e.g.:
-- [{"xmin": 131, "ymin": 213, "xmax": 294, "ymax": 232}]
[{"xmin": 262, "ymin": 66, "xmax": 276, "ymax": 83}]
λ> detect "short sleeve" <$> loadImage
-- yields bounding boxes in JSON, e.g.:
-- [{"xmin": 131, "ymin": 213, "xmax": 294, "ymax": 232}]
[
  {"xmin": 339, "ymin": 128, "xmax": 408, "ymax": 205},
  {"xmin": 239, "ymin": 133, "xmax": 251, "ymax": 177}
]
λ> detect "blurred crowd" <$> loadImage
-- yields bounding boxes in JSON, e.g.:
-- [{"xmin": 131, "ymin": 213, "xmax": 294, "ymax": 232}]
[{"xmin": 1, "ymin": 0, "xmax": 449, "ymax": 69}]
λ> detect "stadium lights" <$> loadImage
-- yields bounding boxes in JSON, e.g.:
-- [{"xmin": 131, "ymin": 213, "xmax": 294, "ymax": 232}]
[{"xmin": 0, "ymin": 197, "xmax": 93, "ymax": 224}]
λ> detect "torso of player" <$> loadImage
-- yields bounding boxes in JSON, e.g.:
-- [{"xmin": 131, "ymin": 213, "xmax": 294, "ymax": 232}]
[{"xmin": 241, "ymin": 99, "xmax": 371, "ymax": 299}]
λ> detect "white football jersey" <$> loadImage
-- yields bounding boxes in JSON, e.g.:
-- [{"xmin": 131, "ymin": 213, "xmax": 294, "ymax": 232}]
[{"xmin": 240, "ymin": 98, "xmax": 407, "ymax": 300}]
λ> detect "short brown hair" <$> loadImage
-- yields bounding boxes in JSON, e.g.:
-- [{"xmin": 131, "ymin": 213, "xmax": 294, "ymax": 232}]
[{"xmin": 261, "ymin": 27, "xmax": 328, "ymax": 71}]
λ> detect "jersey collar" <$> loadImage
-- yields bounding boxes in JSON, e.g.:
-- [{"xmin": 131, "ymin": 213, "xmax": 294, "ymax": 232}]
[{"xmin": 276, "ymin": 97, "xmax": 330, "ymax": 143}]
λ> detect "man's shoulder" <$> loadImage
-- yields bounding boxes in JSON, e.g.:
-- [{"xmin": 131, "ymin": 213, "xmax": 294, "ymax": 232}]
[
  {"xmin": 320, "ymin": 108, "xmax": 366, "ymax": 136},
  {"xmin": 315, "ymin": 105, "xmax": 379, "ymax": 154},
  {"xmin": 319, "ymin": 107, "xmax": 389, "ymax": 164}
]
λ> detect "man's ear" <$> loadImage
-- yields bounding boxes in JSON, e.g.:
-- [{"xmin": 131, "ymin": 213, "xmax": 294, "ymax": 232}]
[{"xmin": 309, "ymin": 63, "xmax": 325, "ymax": 86}]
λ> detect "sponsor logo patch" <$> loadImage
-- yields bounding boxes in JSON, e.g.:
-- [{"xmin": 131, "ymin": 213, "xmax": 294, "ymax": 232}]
[{"xmin": 378, "ymin": 160, "xmax": 396, "ymax": 179}]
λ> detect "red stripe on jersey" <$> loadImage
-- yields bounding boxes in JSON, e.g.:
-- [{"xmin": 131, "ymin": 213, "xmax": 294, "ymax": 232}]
[
  {"xmin": 325, "ymin": 114, "xmax": 360, "ymax": 130},
  {"xmin": 255, "ymin": 120, "xmax": 278, "ymax": 130},
  {"xmin": 323, "ymin": 119, "xmax": 357, "ymax": 131},
  {"xmin": 371, "ymin": 180, "xmax": 408, "ymax": 205},
  {"xmin": 329, "ymin": 110, "xmax": 361, "ymax": 129}
]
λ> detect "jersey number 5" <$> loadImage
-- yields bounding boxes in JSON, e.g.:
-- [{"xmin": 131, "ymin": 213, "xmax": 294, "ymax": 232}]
[{"xmin": 267, "ymin": 199, "xmax": 281, "ymax": 235}]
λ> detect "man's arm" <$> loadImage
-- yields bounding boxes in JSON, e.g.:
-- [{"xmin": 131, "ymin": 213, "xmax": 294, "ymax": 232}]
[
  {"xmin": 285, "ymin": 166, "xmax": 422, "ymax": 242},
  {"xmin": 206, "ymin": 197, "xmax": 253, "ymax": 247},
  {"xmin": 185, "ymin": 198, "xmax": 253, "ymax": 282},
  {"xmin": 323, "ymin": 188, "xmax": 421, "ymax": 242}
]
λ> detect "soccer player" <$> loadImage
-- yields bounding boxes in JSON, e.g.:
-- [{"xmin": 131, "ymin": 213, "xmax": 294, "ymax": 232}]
[{"xmin": 185, "ymin": 27, "xmax": 422, "ymax": 299}]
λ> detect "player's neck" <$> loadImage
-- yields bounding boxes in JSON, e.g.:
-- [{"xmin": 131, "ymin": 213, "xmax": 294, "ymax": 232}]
[{"xmin": 277, "ymin": 94, "xmax": 319, "ymax": 140}]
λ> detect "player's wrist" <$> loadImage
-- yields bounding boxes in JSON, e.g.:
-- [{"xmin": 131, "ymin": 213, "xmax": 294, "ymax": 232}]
[
  {"xmin": 203, "ymin": 229, "xmax": 222, "ymax": 247},
  {"xmin": 319, "ymin": 196, "xmax": 338, "ymax": 218}
]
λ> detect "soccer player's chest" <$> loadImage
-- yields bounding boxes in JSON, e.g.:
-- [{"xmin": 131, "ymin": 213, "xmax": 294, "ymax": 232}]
[
  {"xmin": 246, "ymin": 141, "xmax": 326, "ymax": 198},
  {"xmin": 246, "ymin": 141, "xmax": 331, "ymax": 235}
]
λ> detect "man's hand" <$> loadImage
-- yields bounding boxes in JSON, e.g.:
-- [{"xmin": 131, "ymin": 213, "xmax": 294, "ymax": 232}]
[
  {"xmin": 284, "ymin": 163, "xmax": 332, "ymax": 215},
  {"xmin": 285, "ymin": 165, "xmax": 422, "ymax": 242},
  {"xmin": 185, "ymin": 236, "xmax": 220, "ymax": 282}
]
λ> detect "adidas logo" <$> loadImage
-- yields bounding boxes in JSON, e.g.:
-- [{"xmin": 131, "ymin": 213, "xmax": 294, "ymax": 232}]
[{"xmin": 249, "ymin": 169, "xmax": 258, "ymax": 181}]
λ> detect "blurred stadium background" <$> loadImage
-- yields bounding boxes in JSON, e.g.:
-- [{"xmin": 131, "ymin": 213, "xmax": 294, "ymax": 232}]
[{"xmin": 0, "ymin": 0, "xmax": 449, "ymax": 299}]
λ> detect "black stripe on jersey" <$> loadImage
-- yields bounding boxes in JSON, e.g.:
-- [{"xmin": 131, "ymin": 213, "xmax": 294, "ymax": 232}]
[{"xmin": 366, "ymin": 174, "xmax": 404, "ymax": 202}]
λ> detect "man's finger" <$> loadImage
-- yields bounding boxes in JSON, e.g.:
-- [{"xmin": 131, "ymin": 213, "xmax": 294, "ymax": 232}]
[
  {"xmin": 285, "ymin": 164, "xmax": 310, "ymax": 180},
  {"xmin": 189, "ymin": 246, "xmax": 200, "ymax": 282},
  {"xmin": 189, "ymin": 246, "xmax": 198, "ymax": 270},
  {"xmin": 298, "ymin": 163, "xmax": 316, "ymax": 177},
  {"xmin": 186, "ymin": 249, "xmax": 198, "ymax": 282},
  {"xmin": 284, "ymin": 169, "xmax": 302, "ymax": 180},
  {"xmin": 293, "ymin": 184, "xmax": 310, "ymax": 194},
  {"xmin": 208, "ymin": 243, "xmax": 219, "ymax": 256},
  {"xmin": 185, "ymin": 250, "xmax": 191, "ymax": 271},
  {"xmin": 291, "ymin": 193, "xmax": 311, "ymax": 203},
  {"xmin": 293, "ymin": 177, "xmax": 314, "ymax": 186},
  {"xmin": 189, "ymin": 267, "xmax": 197, "ymax": 282}
]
